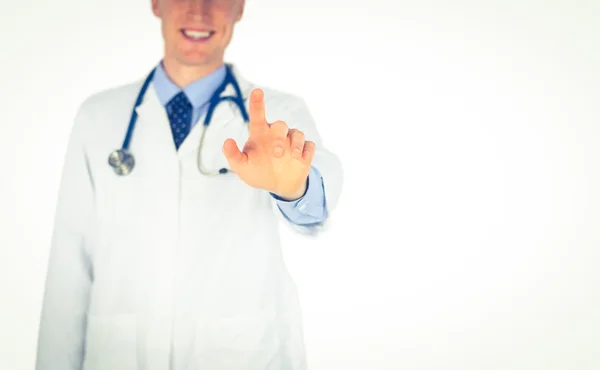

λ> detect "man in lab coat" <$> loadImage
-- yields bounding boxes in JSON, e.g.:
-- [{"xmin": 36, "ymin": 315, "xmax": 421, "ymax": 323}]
[{"xmin": 34, "ymin": 0, "xmax": 342, "ymax": 369}]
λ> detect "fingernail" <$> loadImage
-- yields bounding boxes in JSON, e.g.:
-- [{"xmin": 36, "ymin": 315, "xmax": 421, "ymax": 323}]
[{"xmin": 274, "ymin": 147, "xmax": 284, "ymax": 157}]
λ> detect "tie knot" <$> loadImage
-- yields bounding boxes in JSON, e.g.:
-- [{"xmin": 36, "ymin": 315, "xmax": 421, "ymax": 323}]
[{"xmin": 167, "ymin": 91, "xmax": 192, "ymax": 112}]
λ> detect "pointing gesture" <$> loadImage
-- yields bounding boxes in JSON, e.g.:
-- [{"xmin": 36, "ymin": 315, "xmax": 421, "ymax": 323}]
[{"xmin": 223, "ymin": 88, "xmax": 315, "ymax": 200}]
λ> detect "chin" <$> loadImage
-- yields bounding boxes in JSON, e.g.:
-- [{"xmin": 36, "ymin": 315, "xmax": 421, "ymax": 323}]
[
  {"xmin": 174, "ymin": 55, "xmax": 215, "ymax": 68},
  {"xmin": 180, "ymin": 52, "xmax": 211, "ymax": 63},
  {"xmin": 183, "ymin": 46, "xmax": 224, "ymax": 63}
]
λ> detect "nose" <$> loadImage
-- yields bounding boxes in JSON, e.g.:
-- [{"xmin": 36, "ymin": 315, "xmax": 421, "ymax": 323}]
[
  {"xmin": 187, "ymin": 0, "xmax": 214, "ymax": 12},
  {"xmin": 182, "ymin": 0, "xmax": 215, "ymax": 21}
]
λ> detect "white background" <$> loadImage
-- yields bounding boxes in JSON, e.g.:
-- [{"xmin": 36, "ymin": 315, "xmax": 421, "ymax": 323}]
[{"xmin": 2, "ymin": 0, "xmax": 600, "ymax": 369}]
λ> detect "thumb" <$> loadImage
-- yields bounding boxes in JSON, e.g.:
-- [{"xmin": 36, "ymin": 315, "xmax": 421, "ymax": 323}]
[{"xmin": 222, "ymin": 138, "xmax": 247, "ymax": 170}]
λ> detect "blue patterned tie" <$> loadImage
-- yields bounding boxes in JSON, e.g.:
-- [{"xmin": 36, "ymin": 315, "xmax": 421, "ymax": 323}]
[{"xmin": 166, "ymin": 91, "xmax": 193, "ymax": 150}]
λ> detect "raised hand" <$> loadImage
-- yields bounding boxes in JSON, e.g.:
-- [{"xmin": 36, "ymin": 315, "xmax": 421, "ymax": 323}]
[{"xmin": 222, "ymin": 88, "xmax": 315, "ymax": 200}]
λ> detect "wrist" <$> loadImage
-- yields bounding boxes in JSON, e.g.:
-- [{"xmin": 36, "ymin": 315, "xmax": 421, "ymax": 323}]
[{"xmin": 272, "ymin": 177, "xmax": 309, "ymax": 201}]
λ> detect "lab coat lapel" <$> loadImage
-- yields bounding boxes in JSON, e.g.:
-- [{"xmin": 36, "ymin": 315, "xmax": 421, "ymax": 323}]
[{"xmin": 133, "ymin": 83, "xmax": 179, "ymax": 168}]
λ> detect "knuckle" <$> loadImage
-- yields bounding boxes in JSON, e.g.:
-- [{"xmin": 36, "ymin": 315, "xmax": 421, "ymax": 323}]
[
  {"xmin": 272, "ymin": 120, "xmax": 288, "ymax": 130},
  {"xmin": 291, "ymin": 130, "xmax": 305, "ymax": 140},
  {"xmin": 272, "ymin": 137, "xmax": 287, "ymax": 147}
]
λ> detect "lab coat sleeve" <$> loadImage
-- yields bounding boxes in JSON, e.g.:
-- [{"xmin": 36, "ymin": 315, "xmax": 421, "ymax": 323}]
[
  {"xmin": 268, "ymin": 95, "xmax": 344, "ymax": 235},
  {"xmin": 35, "ymin": 101, "xmax": 95, "ymax": 370}
]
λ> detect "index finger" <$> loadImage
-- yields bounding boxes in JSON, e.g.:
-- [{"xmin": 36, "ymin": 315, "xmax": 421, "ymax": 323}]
[{"xmin": 249, "ymin": 88, "xmax": 268, "ymax": 131}]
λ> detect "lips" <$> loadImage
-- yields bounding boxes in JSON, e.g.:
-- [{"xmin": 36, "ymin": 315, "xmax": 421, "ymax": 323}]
[{"xmin": 181, "ymin": 29, "xmax": 214, "ymax": 42}]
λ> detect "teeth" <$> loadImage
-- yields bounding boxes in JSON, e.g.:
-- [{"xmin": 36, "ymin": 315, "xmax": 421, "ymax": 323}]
[{"xmin": 183, "ymin": 30, "xmax": 211, "ymax": 39}]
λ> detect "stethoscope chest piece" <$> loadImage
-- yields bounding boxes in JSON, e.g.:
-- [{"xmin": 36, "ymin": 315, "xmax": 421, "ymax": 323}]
[{"xmin": 108, "ymin": 149, "xmax": 135, "ymax": 176}]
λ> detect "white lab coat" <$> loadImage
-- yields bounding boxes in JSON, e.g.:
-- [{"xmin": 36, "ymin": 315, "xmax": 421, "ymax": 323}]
[{"xmin": 35, "ymin": 64, "xmax": 343, "ymax": 370}]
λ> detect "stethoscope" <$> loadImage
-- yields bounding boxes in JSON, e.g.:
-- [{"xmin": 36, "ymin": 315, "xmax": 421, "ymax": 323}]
[{"xmin": 108, "ymin": 63, "xmax": 249, "ymax": 176}]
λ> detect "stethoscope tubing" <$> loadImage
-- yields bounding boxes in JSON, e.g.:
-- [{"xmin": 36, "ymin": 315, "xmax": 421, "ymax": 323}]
[{"xmin": 108, "ymin": 64, "xmax": 249, "ymax": 176}]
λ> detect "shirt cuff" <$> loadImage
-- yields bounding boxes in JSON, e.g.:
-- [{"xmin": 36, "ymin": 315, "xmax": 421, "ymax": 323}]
[{"xmin": 270, "ymin": 166, "xmax": 326, "ymax": 221}]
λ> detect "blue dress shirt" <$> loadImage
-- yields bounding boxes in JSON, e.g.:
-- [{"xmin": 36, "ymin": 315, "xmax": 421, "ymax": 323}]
[{"xmin": 151, "ymin": 61, "xmax": 327, "ymax": 226}]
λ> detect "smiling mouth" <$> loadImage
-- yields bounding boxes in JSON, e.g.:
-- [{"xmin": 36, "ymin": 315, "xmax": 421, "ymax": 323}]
[{"xmin": 181, "ymin": 29, "xmax": 215, "ymax": 42}]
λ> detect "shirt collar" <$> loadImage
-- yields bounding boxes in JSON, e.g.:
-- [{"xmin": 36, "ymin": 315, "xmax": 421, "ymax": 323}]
[{"xmin": 152, "ymin": 61, "xmax": 227, "ymax": 110}]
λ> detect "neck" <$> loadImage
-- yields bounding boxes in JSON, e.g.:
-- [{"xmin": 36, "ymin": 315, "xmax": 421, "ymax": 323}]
[{"xmin": 161, "ymin": 57, "xmax": 224, "ymax": 87}]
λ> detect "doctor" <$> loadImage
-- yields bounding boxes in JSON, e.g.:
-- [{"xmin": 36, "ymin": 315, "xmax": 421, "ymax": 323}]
[{"xmin": 34, "ymin": 0, "xmax": 343, "ymax": 370}]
